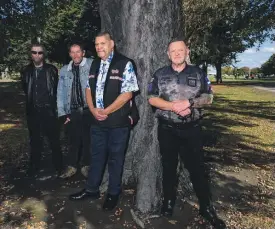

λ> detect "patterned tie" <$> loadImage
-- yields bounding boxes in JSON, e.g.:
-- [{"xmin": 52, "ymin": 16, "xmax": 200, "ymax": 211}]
[{"xmin": 101, "ymin": 63, "xmax": 107, "ymax": 77}]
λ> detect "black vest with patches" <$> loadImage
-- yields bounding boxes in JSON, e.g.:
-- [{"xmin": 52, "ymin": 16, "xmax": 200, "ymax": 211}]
[{"xmin": 88, "ymin": 52, "xmax": 132, "ymax": 128}]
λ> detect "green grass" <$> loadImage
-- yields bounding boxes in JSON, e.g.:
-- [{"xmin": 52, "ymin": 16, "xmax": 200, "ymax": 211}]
[
  {"xmin": 203, "ymin": 83, "xmax": 275, "ymax": 228},
  {"xmin": 208, "ymin": 84, "xmax": 275, "ymax": 154},
  {"xmin": 0, "ymin": 81, "xmax": 28, "ymax": 168},
  {"xmin": 0, "ymin": 80, "xmax": 274, "ymax": 228}
]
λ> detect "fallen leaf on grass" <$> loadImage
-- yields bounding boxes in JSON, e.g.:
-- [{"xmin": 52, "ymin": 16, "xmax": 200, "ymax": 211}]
[{"xmin": 168, "ymin": 220, "xmax": 178, "ymax": 225}]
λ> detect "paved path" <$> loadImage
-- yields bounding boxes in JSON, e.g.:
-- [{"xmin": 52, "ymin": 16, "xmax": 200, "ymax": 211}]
[{"xmin": 253, "ymin": 86, "xmax": 275, "ymax": 93}]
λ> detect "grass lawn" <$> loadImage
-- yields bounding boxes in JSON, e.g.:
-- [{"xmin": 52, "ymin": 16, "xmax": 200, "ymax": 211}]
[
  {"xmin": 202, "ymin": 82, "xmax": 275, "ymax": 228},
  {"xmin": 0, "ymin": 80, "xmax": 274, "ymax": 228}
]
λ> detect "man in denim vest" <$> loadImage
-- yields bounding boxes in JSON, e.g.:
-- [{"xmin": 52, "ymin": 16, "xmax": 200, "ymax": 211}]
[{"xmin": 57, "ymin": 43, "xmax": 93, "ymax": 178}]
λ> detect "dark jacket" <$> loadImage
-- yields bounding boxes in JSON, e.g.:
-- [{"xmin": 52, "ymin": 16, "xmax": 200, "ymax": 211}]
[
  {"xmin": 88, "ymin": 52, "xmax": 139, "ymax": 128},
  {"xmin": 21, "ymin": 62, "xmax": 58, "ymax": 114}
]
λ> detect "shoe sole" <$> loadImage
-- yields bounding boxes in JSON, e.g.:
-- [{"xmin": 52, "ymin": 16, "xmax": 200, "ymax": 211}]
[
  {"xmin": 60, "ymin": 171, "xmax": 77, "ymax": 179},
  {"xmin": 69, "ymin": 194, "xmax": 100, "ymax": 201}
]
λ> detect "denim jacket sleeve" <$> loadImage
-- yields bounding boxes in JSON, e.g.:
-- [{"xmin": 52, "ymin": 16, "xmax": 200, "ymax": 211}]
[{"xmin": 57, "ymin": 66, "xmax": 67, "ymax": 117}]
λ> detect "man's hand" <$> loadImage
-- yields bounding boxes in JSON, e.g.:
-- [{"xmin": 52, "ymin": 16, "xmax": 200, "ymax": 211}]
[
  {"xmin": 92, "ymin": 108, "xmax": 108, "ymax": 121},
  {"xmin": 172, "ymin": 100, "xmax": 190, "ymax": 114},
  {"xmin": 98, "ymin": 109, "xmax": 109, "ymax": 116},
  {"xmin": 64, "ymin": 117, "xmax": 70, "ymax": 124},
  {"xmin": 178, "ymin": 108, "xmax": 191, "ymax": 117}
]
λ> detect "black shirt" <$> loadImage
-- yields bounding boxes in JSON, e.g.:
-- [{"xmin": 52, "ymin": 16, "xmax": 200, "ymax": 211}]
[
  {"xmin": 33, "ymin": 66, "xmax": 50, "ymax": 107},
  {"xmin": 148, "ymin": 64, "xmax": 212, "ymax": 123},
  {"xmin": 70, "ymin": 64, "xmax": 84, "ymax": 109}
]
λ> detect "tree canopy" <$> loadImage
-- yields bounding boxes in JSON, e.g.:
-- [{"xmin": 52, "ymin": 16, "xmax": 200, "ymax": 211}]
[
  {"xmin": 1, "ymin": 0, "xmax": 100, "ymax": 71},
  {"xmin": 183, "ymin": 0, "xmax": 275, "ymax": 82},
  {"xmin": 1, "ymin": 0, "xmax": 274, "ymax": 74},
  {"xmin": 261, "ymin": 54, "xmax": 275, "ymax": 76}
]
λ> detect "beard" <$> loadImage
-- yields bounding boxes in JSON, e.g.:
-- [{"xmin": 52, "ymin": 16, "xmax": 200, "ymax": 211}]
[
  {"xmin": 32, "ymin": 58, "xmax": 44, "ymax": 66},
  {"xmin": 172, "ymin": 58, "xmax": 186, "ymax": 66}
]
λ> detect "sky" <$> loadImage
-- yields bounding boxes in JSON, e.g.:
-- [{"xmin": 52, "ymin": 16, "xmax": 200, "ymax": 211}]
[{"xmin": 235, "ymin": 39, "xmax": 275, "ymax": 68}]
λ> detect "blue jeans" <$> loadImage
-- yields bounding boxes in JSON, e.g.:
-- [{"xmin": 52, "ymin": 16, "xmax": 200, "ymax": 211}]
[{"xmin": 86, "ymin": 126, "xmax": 130, "ymax": 195}]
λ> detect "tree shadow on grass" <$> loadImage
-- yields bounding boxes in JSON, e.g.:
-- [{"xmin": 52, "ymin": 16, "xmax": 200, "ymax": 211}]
[
  {"xmin": 208, "ymin": 95, "xmax": 275, "ymax": 121},
  {"xmin": 213, "ymin": 79, "xmax": 275, "ymax": 88},
  {"xmin": 1, "ymin": 81, "xmax": 274, "ymax": 228}
]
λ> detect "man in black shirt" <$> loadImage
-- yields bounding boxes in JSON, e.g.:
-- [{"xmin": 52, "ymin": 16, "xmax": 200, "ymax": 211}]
[
  {"xmin": 148, "ymin": 38, "xmax": 226, "ymax": 229},
  {"xmin": 21, "ymin": 44, "xmax": 63, "ymax": 177}
]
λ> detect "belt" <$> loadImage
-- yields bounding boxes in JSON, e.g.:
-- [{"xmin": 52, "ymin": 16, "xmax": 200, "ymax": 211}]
[
  {"xmin": 71, "ymin": 106, "xmax": 89, "ymax": 111},
  {"xmin": 159, "ymin": 119, "xmax": 199, "ymax": 129},
  {"xmin": 33, "ymin": 104, "xmax": 51, "ymax": 110}
]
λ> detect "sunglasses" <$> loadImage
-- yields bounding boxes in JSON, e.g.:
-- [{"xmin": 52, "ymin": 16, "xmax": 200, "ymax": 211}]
[{"xmin": 31, "ymin": 51, "xmax": 44, "ymax": 55}]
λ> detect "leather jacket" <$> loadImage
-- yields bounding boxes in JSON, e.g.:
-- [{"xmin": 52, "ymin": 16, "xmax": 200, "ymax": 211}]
[{"xmin": 21, "ymin": 62, "xmax": 58, "ymax": 114}]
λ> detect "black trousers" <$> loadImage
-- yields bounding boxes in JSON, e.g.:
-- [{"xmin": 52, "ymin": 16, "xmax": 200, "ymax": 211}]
[
  {"xmin": 64, "ymin": 107, "xmax": 90, "ymax": 167},
  {"xmin": 27, "ymin": 107, "xmax": 62, "ymax": 171},
  {"xmin": 158, "ymin": 121, "xmax": 211, "ymax": 209},
  {"xmin": 86, "ymin": 127, "xmax": 130, "ymax": 195}
]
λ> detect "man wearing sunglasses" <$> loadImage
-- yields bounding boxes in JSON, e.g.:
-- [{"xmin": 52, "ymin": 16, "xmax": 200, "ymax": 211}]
[{"xmin": 21, "ymin": 43, "xmax": 63, "ymax": 177}]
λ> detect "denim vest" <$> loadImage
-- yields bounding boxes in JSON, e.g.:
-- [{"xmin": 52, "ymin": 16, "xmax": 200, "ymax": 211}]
[{"xmin": 57, "ymin": 57, "xmax": 93, "ymax": 117}]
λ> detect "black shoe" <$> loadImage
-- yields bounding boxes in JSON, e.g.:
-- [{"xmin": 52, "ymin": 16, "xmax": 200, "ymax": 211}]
[
  {"xmin": 161, "ymin": 199, "xmax": 175, "ymax": 217},
  {"xmin": 69, "ymin": 189, "xmax": 100, "ymax": 201},
  {"xmin": 102, "ymin": 194, "xmax": 119, "ymax": 211},
  {"xmin": 199, "ymin": 205, "xmax": 227, "ymax": 229},
  {"xmin": 54, "ymin": 169, "xmax": 63, "ymax": 178},
  {"xmin": 26, "ymin": 167, "xmax": 39, "ymax": 178}
]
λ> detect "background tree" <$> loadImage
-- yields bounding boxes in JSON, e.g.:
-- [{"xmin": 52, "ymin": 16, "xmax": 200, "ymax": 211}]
[
  {"xmin": 250, "ymin": 67, "xmax": 261, "ymax": 74},
  {"xmin": 1, "ymin": 0, "xmax": 33, "ymax": 70},
  {"xmin": 261, "ymin": 54, "xmax": 275, "ymax": 76},
  {"xmin": 222, "ymin": 66, "xmax": 234, "ymax": 76},
  {"xmin": 240, "ymin": 66, "xmax": 250, "ymax": 75},
  {"xmin": 42, "ymin": 0, "xmax": 100, "ymax": 64},
  {"xmin": 1, "ymin": 0, "xmax": 100, "ymax": 70},
  {"xmin": 183, "ymin": 0, "xmax": 275, "ymax": 83}
]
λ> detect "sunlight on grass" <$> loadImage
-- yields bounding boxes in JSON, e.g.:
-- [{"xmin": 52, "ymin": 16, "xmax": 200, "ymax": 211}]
[
  {"xmin": 211, "ymin": 85, "xmax": 275, "ymax": 146},
  {"xmin": 0, "ymin": 123, "xmax": 17, "ymax": 131},
  {"xmin": 206, "ymin": 83, "xmax": 275, "ymax": 228}
]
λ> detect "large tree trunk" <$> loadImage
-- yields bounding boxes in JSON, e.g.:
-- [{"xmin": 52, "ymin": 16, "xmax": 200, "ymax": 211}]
[
  {"xmin": 202, "ymin": 62, "xmax": 208, "ymax": 74},
  {"xmin": 98, "ymin": 0, "xmax": 193, "ymax": 220}
]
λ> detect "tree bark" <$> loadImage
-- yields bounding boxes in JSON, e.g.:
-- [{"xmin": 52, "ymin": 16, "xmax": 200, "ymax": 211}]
[
  {"xmin": 215, "ymin": 62, "xmax": 222, "ymax": 84},
  {"xmin": 98, "ymin": 0, "xmax": 193, "ymax": 216},
  {"xmin": 202, "ymin": 62, "xmax": 208, "ymax": 74}
]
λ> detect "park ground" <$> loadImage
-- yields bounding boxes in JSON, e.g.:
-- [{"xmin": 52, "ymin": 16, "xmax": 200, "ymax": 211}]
[{"xmin": 0, "ymin": 79, "xmax": 274, "ymax": 229}]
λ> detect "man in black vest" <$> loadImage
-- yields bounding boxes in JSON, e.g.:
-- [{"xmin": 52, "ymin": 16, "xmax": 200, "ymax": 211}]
[
  {"xmin": 21, "ymin": 44, "xmax": 63, "ymax": 177},
  {"xmin": 69, "ymin": 32, "xmax": 139, "ymax": 211}
]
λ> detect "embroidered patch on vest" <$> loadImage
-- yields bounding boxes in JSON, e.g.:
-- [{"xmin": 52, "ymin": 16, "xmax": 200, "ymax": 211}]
[
  {"xmin": 187, "ymin": 78, "xmax": 197, "ymax": 87},
  {"xmin": 111, "ymin": 69, "xmax": 119, "ymax": 74},
  {"xmin": 110, "ymin": 76, "xmax": 123, "ymax": 81}
]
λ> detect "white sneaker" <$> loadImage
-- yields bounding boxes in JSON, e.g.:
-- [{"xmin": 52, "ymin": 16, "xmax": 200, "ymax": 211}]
[
  {"xmin": 59, "ymin": 166, "xmax": 77, "ymax": 178},
  {"xmin": 81, "ymin": 166, "xmax": 89, "ymax": 178}
]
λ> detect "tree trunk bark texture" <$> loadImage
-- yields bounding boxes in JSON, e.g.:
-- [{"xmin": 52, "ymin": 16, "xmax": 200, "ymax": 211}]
[
  {"xmin": 215, "ymin": 62, "xmax": 222, "ymax": 83},
  {"xmin": 98, "ymin": 0, "xmax": 193, "ymax": 216}
]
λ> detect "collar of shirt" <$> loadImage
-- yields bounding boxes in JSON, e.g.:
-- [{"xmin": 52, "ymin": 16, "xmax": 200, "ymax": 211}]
[
  {"xmin": 67, "ymin": 57, "xmax": 87, "ymax": 71},
  {"xmin": 101, "ymin": 51, "xmax": 114, "ymax": 65},
  {"xmin": 170, "ymin": 63, "xmax": 189, "ymax": 74}
]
